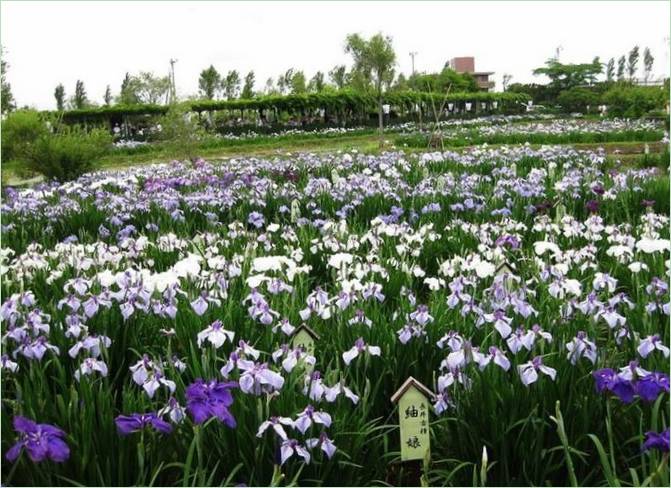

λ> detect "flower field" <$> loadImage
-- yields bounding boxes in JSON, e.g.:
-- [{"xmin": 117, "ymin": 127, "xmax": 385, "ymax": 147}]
[
  {"xmin": 396, "ymin": 118, "xmax": 666, "ymax": 148},
  {"xmin": 1, "ymin": 145, "xmax": 669, "ymax": 486}
]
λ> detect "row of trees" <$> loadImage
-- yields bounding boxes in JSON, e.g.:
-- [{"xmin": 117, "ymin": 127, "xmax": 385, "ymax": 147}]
[
  {"xmin": 53, "ymin": 71, "xmax": 176, "ymax": 111},
  {"xmin": 507, "ymin": 44, "xmax": 662, "ymax": 106},
  {"xmin": 604, "ymin": 46, "xmax": 655, "ymax": 83},
  {"xmin": 43, "ymin": 34, "xmax": 477, "ymax": 112},
  {"xmin": 196, "ymin": 63, "xmax": 477, "ymax": 101},
  {"xmin": 531, "ymin": 45, "xmax": 656, "ymax": 94}
]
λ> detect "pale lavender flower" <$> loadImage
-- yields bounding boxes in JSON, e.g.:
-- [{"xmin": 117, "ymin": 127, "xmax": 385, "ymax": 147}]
[
  {"xmin": 294, "ymin": 405, "xmax": 332, "ymax": 434},
  {"xmin": 518, "ymin": 356, "xmax": 557, "ymax": 386},
  {"xmin": 282, "ymin": 348, "xmax": 316, "ymax": 373},
  {"xmin": 362, "ymin": 283, "xmax": 385, "ymax": 302},
  {"xmin": 280, "ymin": 439, "xmax": 311, "ymax": 465},
  {"xmin": 197, "ymin": 320, "xmax": 235, "ymax": 349},
  {"xmin": 158, "ymin": 397, "xmax": 186, "ymax": 424},
  {"xmin": 1, "ymin": 354, "xmax": 19, "ymax": 373},
  {"xmin": 256, "ymin": 416, "xmax": 294, "ymax": 440},
  {"xmin": 409, "ymin": 305, "xmax": 433, "ymax": 326},
  {"xmin": 348, "ymin": 309, "xmax": 372, "ymax": 328},
  {"xmin": 238, "ymin": 360, "xmax": 285, "ymax": 395},
  {"xmin": 637, "ymin": 335, "xmax": 670, "ymax": 358},
  {"xmin": 272, "ymin": 318, "xmax": 296, "ymax": 336},
  {"xmin": 484, "ymin": 309, "xmax": 512, "ymax": 338},
  {"xmin": 436, "ymin": 331, "xmax": 464, "ymax": 351},
  {"xmin": 323, "ymin": 382, "xmax": 359, "ymax": 404},
  {"xmin": 68, "ymin": 335, "xmax": 111, "ymax": 358},
  {"xmin": 305, "ymin": 432, "xmax": 337, "ymax": 459},
  {"xmin": 342, "ymin": 338, "xmax": 381, "ymax": 365},
  {"xmin": 565, "ymin": 331, "xmax": 598, "ymax": 365},
  {"xmin": 303, "ymin": 371, "xmax": 326, "ymax": 401},
  {"xmin": 74, "ymin": 358, "xmax": 108, "ymax": 381},
  {"xmin": 190, "ymin": 291, "xmax": 221, "ymax": 316}
]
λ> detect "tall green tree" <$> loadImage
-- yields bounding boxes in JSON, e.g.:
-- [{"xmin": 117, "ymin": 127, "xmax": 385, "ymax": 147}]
[
  {"xmin": 290, "ymin": 70, "xmax": 307, "ymax": 94},
  {"xmin": 617, "ymin": 56, "xmax": 626, "ymax": 81},
  {"xmin": 533, "ymin": 58, "xmax": 602, "ymax": 91},
  {"xmin": 308, "ymin": 71, "xmax": 325, "ymax": 93},
  {"xmin": 276, "ymin": 69, "xmax": 294, "ymax": 95},
  {"xmin": 605, "ymin": 58, "xmax": 615, "ymax": 82},
  {"xmin": 502, "ymin": 73, "xmax": 513, "ymax": 91},
  {"xmin": 264, "ymin": 77, "xmax": 276, "ymax": 95},
  {"xmin": 118, "ymin": 72, "xmax": 170, "ymax": 105},
  {"xmin": 643, "ymin": 47, "xmax": 654, "ymax": 82},
  {"xmin": 198, "ymin": 65, "xmax": 221, "ymax": 100},
  {"xmin": 119, "ymin": 72, "xmax": 140, "ymax": 104},
  {"xmin": 329, "ymin": 65, "xmax": 347, "ymax": 90},
  {"xmin": 136, "ymin": 72, "xmax": 171, "ymax": 104},
  {"xmin": 222, "ymin": 70, "xmax": 240, "ymax": 100},
  {"xmin": 72, "ymin": 80, "xmax": 88, "ymax": 109},
  {"xmin": 241, "ymin": 71, "xmax": 255, "ymax": 99},
  {"xmin": 587, "ymin": 56, "xmax": 601, "ymax": 84},
  {"xmin": 627, "ymin": 46, "xmax": 640, "ymax": 80},
  {"xmin": 54, "ymin": 84, "xmax": 66, "ymax": 111},
  {"xmin": 103, "ymin": 85, "xmax": 112, "ymax": 106},
  {"xmin": 392, "ymin": 73, "xmax": 409, "ymax": 91},
  {"xmin": 410, "ymin": 68, "xmax": 477, "ymax": 93},
  {"xmin": 344, "ymin": 32, "xmax": 396, "ymax": 146},
  {"xmin": 1, "ymin": 48, "xmax": 16, "ymax": 114}
]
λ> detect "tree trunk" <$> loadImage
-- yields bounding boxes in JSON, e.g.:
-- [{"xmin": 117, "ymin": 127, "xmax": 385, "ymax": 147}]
[
  {"xmin": 378, "ymin": 97, "xmax": 384, "ymax": 148},
  {"xmin": 419, "ymin": 101, "xmax": 423, "ymax": 132}
]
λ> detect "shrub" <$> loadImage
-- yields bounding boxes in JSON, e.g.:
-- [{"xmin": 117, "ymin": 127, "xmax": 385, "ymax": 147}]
[
  {"xmin": 1, "ymin": 109, "xmax": 49, "ymax": 164},
  {"xmin": 26, "ymin": 128, "xmax": 112, "ymax": 181},
  {"xmin": 602, "ymin": 85, "xmax": 668, "ymax": 118},
  {"xmin": 154, "ymin": 104, "xmax": 206, "ymax": 161},
  {"xmin": 557, "ymin": 87, "xmax": 600, "ymax": 113}
]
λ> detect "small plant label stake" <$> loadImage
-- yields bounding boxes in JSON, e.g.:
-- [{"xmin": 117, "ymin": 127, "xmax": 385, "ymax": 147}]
[
  {"xmin": 555, "ymin": 203, "xmax": 566, "ymax": 224},
  {"xmin": 291, "ymin": 324, "xmax": 319, "ymax": 372},
  {"xmin": 290, "ymin": 199, "xmax": 301, "ymax": 223},
  {"xmin": 391, "ymin": 377, "xmax": 434, "ymax": 462}
]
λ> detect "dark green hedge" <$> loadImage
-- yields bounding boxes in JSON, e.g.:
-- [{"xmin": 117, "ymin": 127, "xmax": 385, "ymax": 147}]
[{"xmin": 44, "ymin": 90, "xmax": 530, "ymax": 122}]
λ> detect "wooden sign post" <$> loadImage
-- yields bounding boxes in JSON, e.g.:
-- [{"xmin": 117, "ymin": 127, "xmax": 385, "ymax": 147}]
[
  {"xmin": 391, "ymin": 377, "xmax": 434, "ymax": 462},
  {"xmin": 291, "ymin": 324, "xmax": 319, "ymax": 372}
]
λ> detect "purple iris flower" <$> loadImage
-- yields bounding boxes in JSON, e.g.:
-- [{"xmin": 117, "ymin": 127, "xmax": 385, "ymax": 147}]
[
  {"xmin": 642, "ymin": 429, "xmax": 670, "ymax": 453},
  {"xmin": 185, "ymin": 379, "xmax": 238, "ymax": 427},
  {"xmin": 593, "ymin": 368, "xmax": 669, "ymax": 404},
  {"xmin": 591, "ymin": 184, "xmax": 605, "ymax": 196},
  {"xmin": 115, "ymin": 413, "xmax": 173, "ymax": 435},
  {"xmin": 593, "ymin": 368, "xmax": 618, "ymax": 393},
  {"xmin": 585, "ymin": 199, "xmax": 600, "ymax": 213},
  {"xmin": 495, "ymin": 235, "xmax": 521, "ymax": 249},
  {"xmin": 636, "ymin": 373, "xmax": 670, "ymax": 402},
  {"xmin": 610, "ymin": 379, "xmax": 636, "ymax": 403},
  {"xmin": 247, "ymin": 212, "xmax": 265, "ymax": 229},
  {"xmin": 5, "ymin": 416, "xmax": 70, "ymax": 463}
]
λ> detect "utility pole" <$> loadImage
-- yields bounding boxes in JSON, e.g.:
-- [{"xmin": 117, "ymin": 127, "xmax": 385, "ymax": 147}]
[
  {"xmin": 409, "ymin": 51, "xmax": 418, "ymax": 76},
  {"xmin": 409, "ymin": 51, "xmax": 421, "ymax": 130},
  {"xmin": 169, "ymin": 58, "xmax": 178, "ymax": 104},
  {"xmin": 554, "ymin": 45, "xmax": 563, "ymax": 61}
]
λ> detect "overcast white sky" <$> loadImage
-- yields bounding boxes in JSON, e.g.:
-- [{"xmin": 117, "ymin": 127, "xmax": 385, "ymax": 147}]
[{"xmin": 1, "ymin": 1, "xmax": 669, "ymax": 110}]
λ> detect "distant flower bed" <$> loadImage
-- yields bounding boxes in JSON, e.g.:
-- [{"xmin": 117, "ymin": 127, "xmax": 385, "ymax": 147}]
[{"xmin": 397, "ymin": 118, "xmax": 666, "ymax": 147}]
